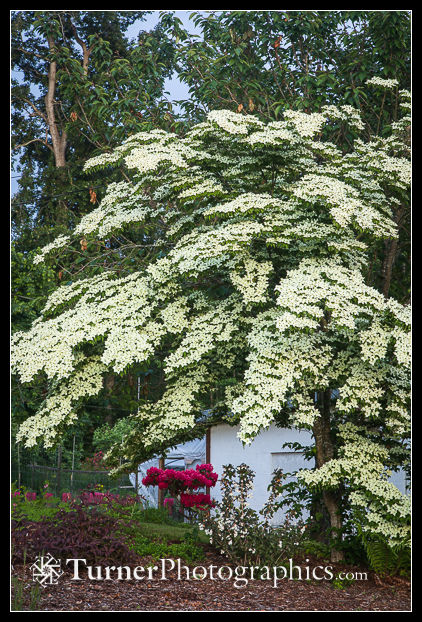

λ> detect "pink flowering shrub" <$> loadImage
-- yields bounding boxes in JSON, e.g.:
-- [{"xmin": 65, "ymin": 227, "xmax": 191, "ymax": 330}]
[
  {"xmin": 60, "ymin": 490, "xmax": 142, "ymax": 511},
  {"xmin": 142, "ymin": 463, "xmax": 218, "ymax": 510},
  {"xmin": 79, "ymin": 491, "xmax": 107, "ymax": 505},
  {"xmin": 11, "ymin": 485, "xmax": 53, "ymax": 504},
  {"xmin": 11, "ymin": 485, "xmax": 143, "ymax": 529}
]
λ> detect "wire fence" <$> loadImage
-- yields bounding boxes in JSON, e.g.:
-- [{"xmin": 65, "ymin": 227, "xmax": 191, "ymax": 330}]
[{"xmin": 11, "ymin": 462, "xmax": 135, "ymax": 497}]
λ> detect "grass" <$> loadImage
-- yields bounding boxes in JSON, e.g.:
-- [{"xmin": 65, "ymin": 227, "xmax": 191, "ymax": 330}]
[{"xmin": 137, "ymin": 520, "xmax": 209, "ymax": 544}]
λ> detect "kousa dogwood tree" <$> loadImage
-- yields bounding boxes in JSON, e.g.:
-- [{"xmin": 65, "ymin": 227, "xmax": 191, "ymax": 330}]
[{"xmin": 11, "ymin": 78, "xmax": 410, "ymax": 561}]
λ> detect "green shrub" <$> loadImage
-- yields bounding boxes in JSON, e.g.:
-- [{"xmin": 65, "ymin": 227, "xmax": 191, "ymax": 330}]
[
  {"xmin": 301, "ymin": 539, "xmax": 330, "ymax": 560},
  {"xmin": 199, "ymin": 464, "xmax": 308, "ymax": 567},
  {"xmin": 12, "ymin": 493, "xmax": 72, "ymax": 522},
  {"xmin": 362, "ymin": 537, "xmax": 410, "ymax": 577},
  {"xmin": 128, "ymin": 533, "xmax": 205, "ymax": 563}
]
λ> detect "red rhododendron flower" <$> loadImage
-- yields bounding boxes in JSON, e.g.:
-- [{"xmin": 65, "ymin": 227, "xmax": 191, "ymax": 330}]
[{"xmin": 142, "ymin": 463, "xmax": 218, "ymax": 510}]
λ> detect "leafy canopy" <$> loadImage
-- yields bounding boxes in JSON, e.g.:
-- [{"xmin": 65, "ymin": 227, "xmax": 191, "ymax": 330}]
[{"xmin": 12, "ymin": 83, "xmax": 410, "ymax": 547}]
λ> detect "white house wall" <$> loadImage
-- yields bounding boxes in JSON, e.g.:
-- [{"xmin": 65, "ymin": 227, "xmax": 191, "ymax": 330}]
[
  {"xmin": 209, "ymin": 423, "xmax": 314, "ymax": 525},
  {"xmin": 130, "ymin": 422, "xmax": 409, "ymax": 514}
]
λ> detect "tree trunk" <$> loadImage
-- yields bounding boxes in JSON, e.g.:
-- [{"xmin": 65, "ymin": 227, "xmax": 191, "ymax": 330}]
[
  {"xmin": 381, "ymin": 205, "xmax": 405, "ymax": 299},
  {"xmin": 322, "ymin": 491, "xmax": 343, "ymax": 563},
  {"xmin": 44, "ymin": 35, "xmax": 70, "ymax": 230},
  {"xmin": 381, "ymin": 237, "xmax": 398, "ymax": 299},
  {"xmin": 313, "ymin": 389, "xmax": 344, "ymax": 562},
  {"xmin": 104, "ymin": 374, "xmax": 115, "ymax": 426},
  {"xmin": 45, "ymin": 36, "xmax": 67, "ymax": 168}
]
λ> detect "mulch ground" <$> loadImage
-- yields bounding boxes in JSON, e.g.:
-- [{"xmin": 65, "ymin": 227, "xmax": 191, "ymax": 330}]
[{"xmin": 11, "ymin": 546, "xmax": 411, "ymax": 612}]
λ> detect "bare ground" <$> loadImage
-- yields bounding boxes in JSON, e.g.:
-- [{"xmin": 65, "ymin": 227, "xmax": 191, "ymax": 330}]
[{"xmin": 11, "ymin": 547, "xmax": 411, "ymax": 612}]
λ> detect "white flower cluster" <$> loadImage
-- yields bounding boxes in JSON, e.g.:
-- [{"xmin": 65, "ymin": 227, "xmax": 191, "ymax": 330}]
[
  {"xmin": 83, "ymin": 129, "xmax": 171, "ymax": 172},
  {"xmin": 353, "ymin": 139, "xmax": 411, "ymax": 190},
  {"xmin": 283, "ymin": 109, "xmax": 327, "ymax": 137},
  {"xmin": 16, "ymin": 355, "xmax": 106, "ymax": 448},
  {"xmin": 178, "ymin": 179, "xmax": 225, "ymax": 199},
  {"xmin": 205, "ymin": 193, "xmax": 284, "ymax": 218},
  {"xmin": 12, "ymin": 95, "xmax": 410, "ymax": 465},
  {"xmin": 164, "ymin": 297, "xmax": 241, "ymax": 375},
  {"xmin": 207, "ymin": 109, "xmax": 263, "ymax": 134},
  {"xmin": 33, "ymin": 235, "xmax": 71, "ymax": 264},
  {"xmin": 274, "ymin": 257, "xmax": 407, "ymax": 337},
  {"xmin": 244, "ymin": 123, "xmax": 297, "ymax": 146},
  {"xmin": 359, "ymin": 320, "xmax": 392, "ymax": 365},
  {"xmin": 230, "ymin": 256, "xmax": 272, "ymax": 305},
  {"xmin": 366, "ymin": 77, "xmax": 399, "ymax": 89},
  {"xmin": 74, "ymin": 181, "xmax": 153, "ymax": 239},
  {"xmin": 232, "ymin": 313, "xmax": 334, "ymax": 441},
  {"xmin": 291, "ymin": 174, "xmax": 398, "ymax": 236},
  {"xmin": 135, "ymin": 363, "xmax": 207, "ymax": 447},
  {"xmin": 322, "ymin": 104, "xmax": 365, "ymax": 131}
]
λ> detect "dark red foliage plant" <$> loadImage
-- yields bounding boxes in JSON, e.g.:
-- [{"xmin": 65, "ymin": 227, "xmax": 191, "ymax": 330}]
[{"xmin": 11, "ymin": 506, "xmax": 138, "ymax": 566}]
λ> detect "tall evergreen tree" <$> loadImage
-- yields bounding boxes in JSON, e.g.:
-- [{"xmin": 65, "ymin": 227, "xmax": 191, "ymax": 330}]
[{"xmin": 12, "ymin": 10, "xmax": 177, "ymax": 250}]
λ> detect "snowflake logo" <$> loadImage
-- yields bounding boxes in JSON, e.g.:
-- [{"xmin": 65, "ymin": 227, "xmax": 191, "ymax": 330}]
[{"xmin": 30, "ymin": 553, "xmax": 64, "ymax": 587}]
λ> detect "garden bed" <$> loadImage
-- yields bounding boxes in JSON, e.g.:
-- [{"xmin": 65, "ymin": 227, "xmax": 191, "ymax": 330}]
[{"xmin": 11, "ymin": 485, "xmax": 411, "ymax": 612}]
